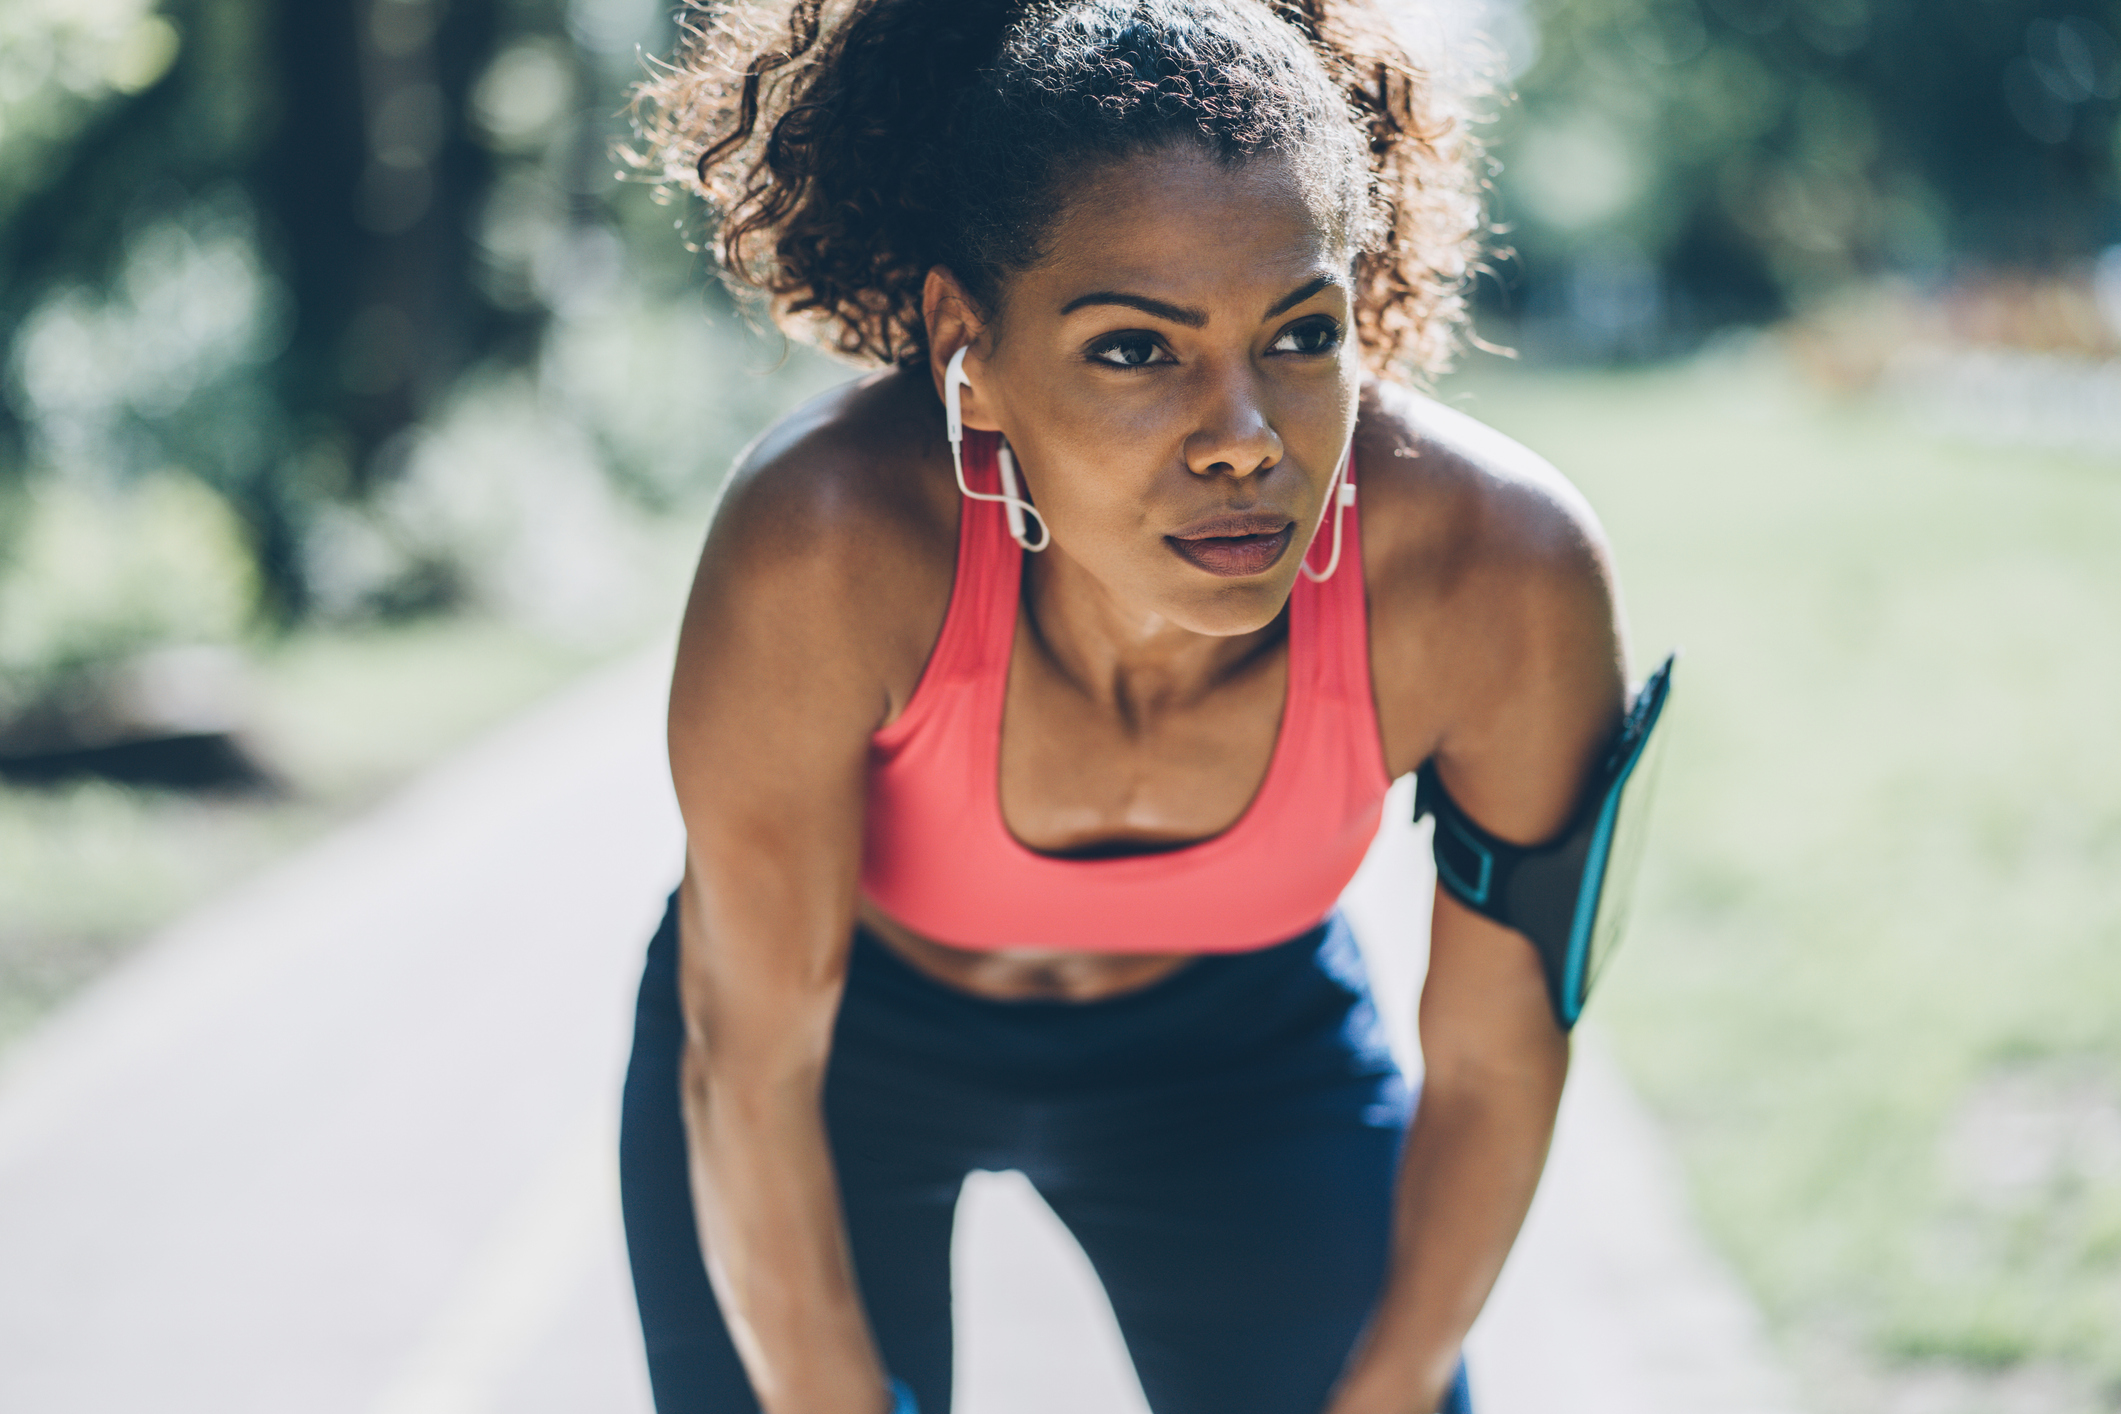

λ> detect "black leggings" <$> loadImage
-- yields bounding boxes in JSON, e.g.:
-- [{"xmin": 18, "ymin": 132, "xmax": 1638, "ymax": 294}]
[{"xmin": 619, "ymin": 894, "xmax": 1473, "ymax": 1414}]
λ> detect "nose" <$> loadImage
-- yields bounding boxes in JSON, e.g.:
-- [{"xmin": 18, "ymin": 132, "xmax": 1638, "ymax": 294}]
[{"xmin": 1181, "ymin": 369, "xmax": 1282, "ymax": 480}]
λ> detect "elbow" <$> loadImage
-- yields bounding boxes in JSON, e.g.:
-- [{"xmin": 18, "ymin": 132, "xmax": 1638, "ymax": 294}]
[
  {"xmin": 680, "ymin": 1006, "xmax": 838, "ymax": 1123},
  {"xmin": 1418, "ymin": 1024, "xmax": 1569, "ymax": 1114}
]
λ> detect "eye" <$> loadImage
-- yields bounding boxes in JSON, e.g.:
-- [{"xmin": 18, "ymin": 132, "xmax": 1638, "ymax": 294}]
[
  {"xmin": 1268, "ymin": 317, "xmax": 1344, "ymax": 356},
  {"xmin": 1087, "ymin": 332, "xmax": 1174, "ymax": 367}
]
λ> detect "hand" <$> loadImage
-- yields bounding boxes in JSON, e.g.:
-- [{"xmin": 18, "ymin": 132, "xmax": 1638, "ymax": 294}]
[{"xmin": 1322, "ymin": 1348, "xmax": 1461, "ymax": 1414}]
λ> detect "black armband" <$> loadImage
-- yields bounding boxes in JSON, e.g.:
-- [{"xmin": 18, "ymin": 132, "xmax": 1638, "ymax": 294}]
[{"xmin": 1414, "ymin": 654, "xmax": 1676, "ymax": 1029}]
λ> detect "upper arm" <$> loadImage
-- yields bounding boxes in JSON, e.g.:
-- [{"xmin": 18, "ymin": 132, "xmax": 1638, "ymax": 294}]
[
  {"xmin": 1361, "ymin": 385, "xmax": 1628, "ymax": 1073},
  {"xmin": 666, "ymin": 423, "xmax": 932, "ymax": 1081}
]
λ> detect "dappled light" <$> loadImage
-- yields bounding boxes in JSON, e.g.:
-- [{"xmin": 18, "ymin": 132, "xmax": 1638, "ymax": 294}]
[{"xmin": 2, "ymin": 2, "xmax": 2118, "ymax": 1413}]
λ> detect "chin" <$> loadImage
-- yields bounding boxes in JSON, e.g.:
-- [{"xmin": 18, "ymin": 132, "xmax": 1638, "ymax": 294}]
[{"xmin": 1164, "ymin": 576, "xmax": 1299, "ymax": 638}]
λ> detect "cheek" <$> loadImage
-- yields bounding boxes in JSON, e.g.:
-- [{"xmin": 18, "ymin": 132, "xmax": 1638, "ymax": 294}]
[
  {"xmin": 1020, "ymin": 426, "xmax": 1163, "ymax": 546},
  {"xmin": 991, "ymin": 374, "xmax": 1143, "ymax": 506},
  {"xmin": 1017, "ymin": 366, "xmax": 1170, "ymax": 451}
]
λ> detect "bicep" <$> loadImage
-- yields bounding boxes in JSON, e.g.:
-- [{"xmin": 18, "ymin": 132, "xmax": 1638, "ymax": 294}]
[
  {"xmin": 1418, "ymin": 482, "xmax": 1627, "ymax": 1078},
  {"xmin": 667, "ymin": 508, "xmax": 892, "ymax": 1079},
  {"xmin": 1431, "ymin": 489, "xmax": 1628, "ymax": 850}
]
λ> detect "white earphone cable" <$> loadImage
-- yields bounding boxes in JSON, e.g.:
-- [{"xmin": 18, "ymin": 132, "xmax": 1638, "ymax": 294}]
[
  {"xmin": 1298, "ymin": 450, "xmax": 1355, "ymax": 583},
  {"xmin": 945, "ymin": 346, "xmax": 1050, "ymax": 553},
  {"xmin": 945, "ymin": 346, "xmax": 1346, "ymax": 572}
]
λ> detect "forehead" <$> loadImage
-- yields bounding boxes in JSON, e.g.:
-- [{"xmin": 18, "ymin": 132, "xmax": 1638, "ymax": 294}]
[{"xmin": 1021, "ymin": 146, "xmax": 1351, "ymax": 314}]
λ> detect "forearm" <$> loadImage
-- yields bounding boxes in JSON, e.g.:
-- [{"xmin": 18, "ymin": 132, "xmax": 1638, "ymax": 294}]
[
  {"xmin": 683, "ymin": 1045, "xmax": 889, "ymax": 1414},
  {"xmin": 1327, "ymin": 1050, "xmax": 1567, "ymax": 1414}
]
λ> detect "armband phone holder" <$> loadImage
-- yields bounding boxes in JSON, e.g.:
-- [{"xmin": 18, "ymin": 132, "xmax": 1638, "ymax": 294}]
[{"xmin": 1414, "ymin": 653, "xmax": 1676, "ymax": 1030}]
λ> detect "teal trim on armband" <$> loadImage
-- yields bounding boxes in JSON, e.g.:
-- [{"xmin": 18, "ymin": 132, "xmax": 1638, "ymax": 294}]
[
  {"xmin": 889, "ymin": 1377, "xmax": 920, "ymax": 1414},
  {"xmin": 1558, "ymin": 769, "xmax": 1626, "ymax": 1027},
  {"xmin": 1415, "ymin": 653, "xmax": 1676, "ymax": 1029}
]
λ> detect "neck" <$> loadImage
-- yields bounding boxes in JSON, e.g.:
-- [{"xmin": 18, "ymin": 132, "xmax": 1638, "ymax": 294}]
[{"xmin": 1020, "ymin": 545, "xmax": 1287, "ymax": 719}]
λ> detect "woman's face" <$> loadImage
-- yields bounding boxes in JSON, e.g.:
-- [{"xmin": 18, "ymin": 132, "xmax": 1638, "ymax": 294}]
[{"xmin": 940, "ymin": 144, "xmax": 1362, "ymax": 639}]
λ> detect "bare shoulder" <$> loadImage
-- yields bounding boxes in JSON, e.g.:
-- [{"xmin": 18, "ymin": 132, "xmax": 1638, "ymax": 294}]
[
  {"xmin": 706, "ymin": 366, "xmax": 954, "ymax": 583},
  {"xmin": 1354, "ymin": 379, "xmax": 1626, "ymax": 828},
  {"xmin": 1353, "ymin": 378, "xmax": 1610, "ymax": 606},
  {"xmin": 676, "ymin": 365, "xmax": 958, "ymax": 733}
]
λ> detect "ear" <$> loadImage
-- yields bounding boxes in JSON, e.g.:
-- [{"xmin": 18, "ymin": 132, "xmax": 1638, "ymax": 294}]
[{"xmin": 922, "ymin": 267, "xmax": 1002, "ymax": 433}]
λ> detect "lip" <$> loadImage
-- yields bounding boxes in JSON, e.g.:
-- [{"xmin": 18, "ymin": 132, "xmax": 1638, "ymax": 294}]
[
  {"xmin": 1168, "ymin": 511, "xmax": 1292, "ymax": 540},
  {"xmin": 1164, "ymin": 516, "xmax": 1296, "ymax": 578}
]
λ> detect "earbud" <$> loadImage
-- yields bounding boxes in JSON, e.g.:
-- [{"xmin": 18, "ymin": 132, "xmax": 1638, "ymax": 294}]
[
  {"xmin": 945, "ymin": 345, "xmax": 971, "ymax": 448},
  {"xmin": 940, "ymin": 344, "xmax": 1049, "ymax": 553}
]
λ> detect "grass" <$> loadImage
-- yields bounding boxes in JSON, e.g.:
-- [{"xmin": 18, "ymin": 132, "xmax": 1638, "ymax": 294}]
[
  {"xmin": 0, "ymin": 298, "xmax": 841, "ymax": 1054},
  {"xmin": 0, "ymin": 615, "xmax": 626, "ymax": 1048},
  {"xmin": 7, "ymin": 344, "xmax": 2114, "ymax": 1399},
  {"xmin": 1441, "ymin": 349, "xmax": 2121, "ymax": 1405}
]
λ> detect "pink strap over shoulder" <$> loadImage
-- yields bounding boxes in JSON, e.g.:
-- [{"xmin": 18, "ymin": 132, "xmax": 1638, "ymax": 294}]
[{"xmin": 861, "ymin": 433, "xmax": 1390, "ymax": 954}]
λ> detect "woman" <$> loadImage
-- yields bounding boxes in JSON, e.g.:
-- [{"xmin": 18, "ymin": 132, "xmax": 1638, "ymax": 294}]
[{"xmin": 619, "ymin": 2, "xmax": 1626, "ymax": 1412}]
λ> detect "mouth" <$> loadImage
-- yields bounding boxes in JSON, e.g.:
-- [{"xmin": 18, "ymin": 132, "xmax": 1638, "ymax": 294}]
[{"xmin": 1164, "ymin": 514, "xmax": 1296, "ymax": 578}]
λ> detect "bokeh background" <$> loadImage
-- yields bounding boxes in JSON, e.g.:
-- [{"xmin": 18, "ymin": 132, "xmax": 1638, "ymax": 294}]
[{"xmin": 1, "ymin": 1, "xmax": 2116, "ymax": 1410}]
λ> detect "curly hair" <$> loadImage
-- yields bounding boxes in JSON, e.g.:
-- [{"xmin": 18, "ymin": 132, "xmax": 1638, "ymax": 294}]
[{"xmin": 629, "ymin": 0, "xmax": 1488, "ymax": 380}]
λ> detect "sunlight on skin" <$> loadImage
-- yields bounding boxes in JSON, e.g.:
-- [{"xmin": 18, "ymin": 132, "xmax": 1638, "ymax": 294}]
[{"xmin": 932, "ymin": 146, "xmax": 1361, "ymax": 644}]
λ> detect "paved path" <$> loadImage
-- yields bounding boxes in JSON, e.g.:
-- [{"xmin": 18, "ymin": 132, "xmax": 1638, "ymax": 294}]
[{"xmin": 0, "ymin": 650, "xmax": 1804, "ymax": 1413}]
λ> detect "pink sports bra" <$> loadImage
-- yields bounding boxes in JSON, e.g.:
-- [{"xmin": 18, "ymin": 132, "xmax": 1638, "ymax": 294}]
[{"xmin": 860, "ymin": 432, "xmax": 1391, "ymax": 954}]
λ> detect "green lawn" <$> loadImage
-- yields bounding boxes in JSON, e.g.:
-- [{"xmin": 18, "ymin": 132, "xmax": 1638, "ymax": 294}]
[
  {"xmin": 1449, "ymin": 352, "xmax": 2121, "ymax": 1403},
  {"xmin": 0, "ymin": 304, "xmax": 838, "ymax": 1054},
  {"xmin": 7, "ymin": 348, "xmax": 2114, "ymax": 1399}
]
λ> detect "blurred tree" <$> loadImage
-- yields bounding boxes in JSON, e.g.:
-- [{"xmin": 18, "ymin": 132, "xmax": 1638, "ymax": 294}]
[
  {"xmin": 1492, "ymin": 0, "xmax": 2121, "ymax": 350},
  {"xmin": 249, "ymin": 0, "xmax": 507, "ymax": 609},
  {"xmin": 0, "ymin": 0, "xmax": 558, "ymax": 620}
]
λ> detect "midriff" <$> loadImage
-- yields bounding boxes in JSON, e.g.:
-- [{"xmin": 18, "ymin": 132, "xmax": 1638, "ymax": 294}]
[{"xmin": 857, "ymin": 901, "xmax": 1195, "ymax": 1001}]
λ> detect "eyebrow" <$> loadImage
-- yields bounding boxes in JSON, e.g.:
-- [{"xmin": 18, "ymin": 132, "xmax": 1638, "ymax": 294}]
[
  {"xmin": 1058, "ymin": 290, "xmax": 1207, "ymax": 327},
  {"xmin": 1058, "ymin": 274, "xmax": 1342, "ymax": 327},
  {"xmin": 1265, "ymin": 274, "xmax": 1338, "ymax": 318}
]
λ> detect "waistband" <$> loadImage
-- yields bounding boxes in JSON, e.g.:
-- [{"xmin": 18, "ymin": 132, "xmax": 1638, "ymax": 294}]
[{"xmin": 832, "ymin": 910, "xmax": 1399, "ymax": 1096}]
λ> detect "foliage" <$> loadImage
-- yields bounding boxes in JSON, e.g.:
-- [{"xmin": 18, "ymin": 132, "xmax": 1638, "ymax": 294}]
[
  {"xmin": 1490, "ymin": 0, "xmax": 2121, "ymax": 349},
  {"xmin": 0, "ymin": 470, "xmax": 257, "ymax": 679},
  {"xmin": 1454, "ymin": 354, "xmax": 2121, "ymax": 1400},
  {"xmin": 0, "ymin": 0, "xmax": 181, "ymax": 235},
  {"xmin": 0, "ymin": 0, "xmax": 822, "ymax": 684}
]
